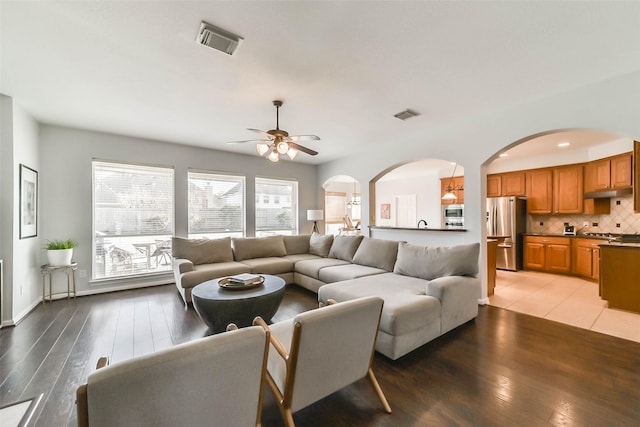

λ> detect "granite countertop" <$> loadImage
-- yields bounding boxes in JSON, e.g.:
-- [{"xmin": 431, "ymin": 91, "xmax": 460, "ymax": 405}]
[{"xmin": 525, "ymin": 233, "xmax": 640, "ymax": 247}]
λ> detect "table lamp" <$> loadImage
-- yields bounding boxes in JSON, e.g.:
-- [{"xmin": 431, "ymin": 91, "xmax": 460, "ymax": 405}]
[{"xmin": 307, "ymin": 210, "xmax": 324, "ymax": 234}]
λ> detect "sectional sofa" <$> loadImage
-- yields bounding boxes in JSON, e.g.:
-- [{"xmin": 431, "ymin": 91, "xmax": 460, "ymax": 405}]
[{"xmin": 172, "ymin": 234, "xmax": 480, "ymax": 360}]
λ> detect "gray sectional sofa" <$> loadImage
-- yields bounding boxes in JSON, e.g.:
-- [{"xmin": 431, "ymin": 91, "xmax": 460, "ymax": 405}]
[{"xmin": 172, "ymin": 233, "xmax": 480, "ymax": 360}]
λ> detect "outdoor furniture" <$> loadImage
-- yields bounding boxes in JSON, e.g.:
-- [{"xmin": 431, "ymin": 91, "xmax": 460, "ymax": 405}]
[
  {"xmin": 254, "ymin": 296, "xmax": 391, "ymax": 426},
  {"xmin": 76, "ymin": 326, "xmax": 269, "ymax": 427},
  {"xmin": 191, "ymin": 274, "xmax": 286, "ymax": 333}
]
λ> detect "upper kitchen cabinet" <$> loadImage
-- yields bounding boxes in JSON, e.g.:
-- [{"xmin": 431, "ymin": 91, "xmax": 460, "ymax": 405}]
[
  {"xmin": 525, "ymin": 168, "xmax": 553, "ymax": 214},
  {"xmin": 441, "ymin": 176, "xmax": 464, "ymax": 205},
  {"xmin": 487, "ymin": 172, "xmax": 526, "ymax": 197},
  {"xmin": 525, "ymin": 165, "xmax": 583, "ymax": 214},
  {"xmin": 553, "ymin": 164, "xmax": 584, "ymax": 214},
  {"xmin": 584, "ymin": 152, "xmax": 632, "ymax": 193}
]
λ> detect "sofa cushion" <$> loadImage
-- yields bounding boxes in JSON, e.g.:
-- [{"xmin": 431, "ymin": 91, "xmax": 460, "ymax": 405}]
[
  {"xmin": 232, "ymin": 236, "xmax": 286, "ymax": 261},
  {"xmin": 179, "ymin": 262, "xmax": 251, "ymax": 289},
  {"xmin": 283, "ymin": 254, "xmax": 322, "ymax": 263},
  {"xmin": 294, "ymin": 257, "xmax": 350, "ymax": 280},
  {"xmin": 309, "ymin": 233, "xmax": 333, "ymax": 257},
  {"xmin": 393, "ymin": 242, "xmax": 480, "ymax": 280},
  {"xmin": 328, "ymin": 235, "xmax": 363, "ymax": 262},
  {"xmin": 283, "ymin": 235, "xmax": 311, "ymax": 255},
  {"xmin": 172, "ymin": 237, "xmax": 233, "ymax": 265},
  {"xmin": 318, "ymin": 264, "xmax": 387, "ymax": 284},
  {"xmin": 318, "ymin": 273, "xmax": 441, "ymax": 336},
  {"xmin": 352, "ymin": 237, "xmax": 399, "ymax": 271},
  {"xmin": 239, "ymin": 257, "xmax": 294, "ymax": 275}
]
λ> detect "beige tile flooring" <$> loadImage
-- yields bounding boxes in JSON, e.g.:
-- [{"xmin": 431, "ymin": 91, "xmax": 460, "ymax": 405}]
[{"xmin": 489, "ymin": 269, "xmax": 640, "ymax": 343}]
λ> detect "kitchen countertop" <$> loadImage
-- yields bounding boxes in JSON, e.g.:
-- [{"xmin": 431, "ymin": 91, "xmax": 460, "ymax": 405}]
[
  {"xmin": 368, "ymin": 226, "xmax": 467, "ymax": 232},
  {"xmin": 525, "ymin": 233, "xmax": 640, "ymax": 246}
]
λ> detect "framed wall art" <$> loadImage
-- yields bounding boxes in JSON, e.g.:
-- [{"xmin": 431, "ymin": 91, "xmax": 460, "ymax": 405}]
[
  {"xmin": 380, "ymin": 203, "xmax": 391, "ymax": 219},
  {"xmin": 19, "ymin": 164, "xmax": 38, "ymax": 239}
]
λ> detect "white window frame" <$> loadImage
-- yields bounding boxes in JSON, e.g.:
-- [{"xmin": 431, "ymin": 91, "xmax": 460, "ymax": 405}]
[{"xmin": 255, "ymin": 177, "xmax": 298, "ymax": 236}]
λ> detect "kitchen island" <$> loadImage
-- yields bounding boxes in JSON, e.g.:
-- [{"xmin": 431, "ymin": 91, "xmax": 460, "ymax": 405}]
[{"xmin": 599, "ymin": 242, "xmax": 640, "ymax": 314}]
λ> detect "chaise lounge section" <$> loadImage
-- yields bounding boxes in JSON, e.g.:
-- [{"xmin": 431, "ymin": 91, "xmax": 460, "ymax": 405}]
[{"xmin": 172, "ymin": 234, "xmax": 480, "ymax": 360}]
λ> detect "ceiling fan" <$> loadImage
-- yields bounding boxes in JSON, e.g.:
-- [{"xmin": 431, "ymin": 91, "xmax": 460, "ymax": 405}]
[{"xmin": 227, "ymin": 100, "xmax": 320, "ymax": 162}]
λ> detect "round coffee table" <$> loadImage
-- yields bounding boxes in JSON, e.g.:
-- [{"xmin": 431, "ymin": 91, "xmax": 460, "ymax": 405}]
[{"xmin": 192, "ymin": 274, "xmax": 286, "ymax": 333}]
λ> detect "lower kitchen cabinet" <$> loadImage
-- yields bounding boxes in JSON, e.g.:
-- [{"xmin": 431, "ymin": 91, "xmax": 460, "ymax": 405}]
[
  {"xmin": 572, "ymin": 238, "xmax": 601, "ymax": 280},
  {"xmin": 524, "ymin": 236, "xmax": 571, "ymax": 273},
  {"xmin": 600, "ymin": 244, "xmax": 640, "ymax": 313}
]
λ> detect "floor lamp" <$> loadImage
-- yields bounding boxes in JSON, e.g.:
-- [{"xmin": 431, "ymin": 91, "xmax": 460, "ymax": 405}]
[{"xmin": 307, "ymin": 210, "xmax": 324, "ymax": 234}]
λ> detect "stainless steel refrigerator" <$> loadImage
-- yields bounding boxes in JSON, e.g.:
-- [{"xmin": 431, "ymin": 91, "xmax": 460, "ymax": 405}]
[{"xmin": 486, "ymin": 197, "xmax": 527, "ymax": 271}]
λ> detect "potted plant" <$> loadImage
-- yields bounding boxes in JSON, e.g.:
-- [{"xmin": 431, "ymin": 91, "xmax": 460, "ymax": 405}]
[{"xmin": 45, "ymin": 239, "xmax": 77, "ymax": 266}]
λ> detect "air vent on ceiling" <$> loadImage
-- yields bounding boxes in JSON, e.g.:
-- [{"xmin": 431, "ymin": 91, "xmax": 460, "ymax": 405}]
[
  {"xmin": 394, "ymin": 109, "xmax": 420, "ymax": 121},
  {"xmin": 196, "ymin": 21, "xmax": 243, "ymax": 56}
]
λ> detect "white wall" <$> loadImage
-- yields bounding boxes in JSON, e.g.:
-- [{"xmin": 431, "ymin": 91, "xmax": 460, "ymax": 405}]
[
  {"xmin": 375, "ymin": 172, "xmax": 440, "ymax": 228},
  {"xmin": 319, "ymin": 69, "xmax": 640, "ymax": 301},
  {"xmin": 38, "ymin": 124, "xmax": 319, "ymax": 297},
  {"xmin": 0, "ymin": 96, "xmax": 41, "ymax": 325}
]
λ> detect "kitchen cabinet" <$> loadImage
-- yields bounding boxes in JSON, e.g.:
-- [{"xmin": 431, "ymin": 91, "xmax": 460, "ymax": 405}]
[
  {"xmin": 635, "ymin": 141, "xmax": 640, "ymax": 213},
  {"xmin": 599, "ymin": 244, "xmax": 640, "ymax": 313},
  {"xmin": 524, "ymin": 235, "xmax": 571, "ymax": 273},
  {"xmin": 487, "ymin": 240, "xmax": 497, "ymax": 296},
  {"xmin": 525, "ymin": 169, "xmax": 553, "ymax": 214},
  {"xmin": 572, "ymin": 238, "xmax": 601, "ymax": 280},
  {"xmin": 487, "ymin": 172, "xmax": 526, "ymax": 197},
  {"xmin": 553, "ymin": 164, "xmax": 583, "ymax": 214},
  {"xmin": 441, "ymin": 176, "xmax": 464, "ymax": 204},
  {"xmin": 584, "ymin": 152, "xmax": 632, "ymax": 193}
]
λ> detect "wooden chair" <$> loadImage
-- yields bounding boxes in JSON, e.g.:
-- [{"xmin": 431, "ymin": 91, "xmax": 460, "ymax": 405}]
[
  {"xmin": 254, "ymin": 296, "xmax": 391, "ymax": 426},
  {"xmin": 340, "ymin": 215, "xmax": 361, "ymax": 235},
  {"xmin": 76, "ymin": 326, "xmax": 269, "ymax": 427}
]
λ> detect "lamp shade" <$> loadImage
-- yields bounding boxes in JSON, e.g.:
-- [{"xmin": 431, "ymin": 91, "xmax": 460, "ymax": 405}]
[{"xmin": 307, "ymin": 209, "xmax": 324, "ymax": 221}]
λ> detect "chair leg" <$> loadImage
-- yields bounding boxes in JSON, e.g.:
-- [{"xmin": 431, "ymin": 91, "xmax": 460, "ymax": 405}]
[
  {"xmin": 367, "ymin": 368, "xmax": 392, "ymax": 413},
  {"xmin": 283, "ymin": 408, "xmax": 295, "ymax": 427}
]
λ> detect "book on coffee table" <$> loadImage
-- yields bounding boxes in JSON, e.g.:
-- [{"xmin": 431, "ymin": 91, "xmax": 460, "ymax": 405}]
[{"xmin": 227, "ymin": 273, "xmax": 263, "ymax": 285}]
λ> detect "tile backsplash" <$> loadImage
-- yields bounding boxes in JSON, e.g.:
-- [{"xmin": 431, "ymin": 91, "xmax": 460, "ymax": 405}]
[{"xmin": 528, "ymin": 195, "xmax": 640, "ymax": 235}]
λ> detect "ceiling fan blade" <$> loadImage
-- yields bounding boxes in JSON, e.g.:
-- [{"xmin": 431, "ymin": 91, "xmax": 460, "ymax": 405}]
[
  {"xmin": 289, "ymin": 134, "xmax": 320, "ymax": 142},
  {"xmin": 226, "ymin": 139, "xmax": 270, "ymax": 145},
  {"xmin": 289, "ymin": 142, "xmax": 318, "ymax": 156},
  {"xmin": 247, "ymin": 128, "xmax": 274, "ymax": 139}
]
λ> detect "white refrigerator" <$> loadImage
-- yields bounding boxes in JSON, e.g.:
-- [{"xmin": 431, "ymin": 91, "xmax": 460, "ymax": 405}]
[{"xmin": 486, "ymin": 197, "xmax": 527, "ymax": 271}]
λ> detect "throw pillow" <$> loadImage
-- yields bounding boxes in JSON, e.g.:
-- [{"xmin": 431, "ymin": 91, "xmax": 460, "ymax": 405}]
[
  {"xmin": 328, "ymin": 235, "xmax": 364, "ymax": 262},
  {"xmin": 283, "ymin": 234, "xmax": 311, "ymax": 255},
  {"xmin": 232, "ymin": 236, "xmax": 287, "ymax": 261},
  {"xmin": 309, "ymin": 233, "xmax": 333, "ymax": 257},
  {"xmin": 352, "ymin": 237, "xmax": 400, "ymax": 271},
  {"xmin": 393, "ymin": 242, "xmax": 480, "ymax": 280},
  {"xmin": 171, "ymin": 236, "xmax": 233, "ymax": 265}
]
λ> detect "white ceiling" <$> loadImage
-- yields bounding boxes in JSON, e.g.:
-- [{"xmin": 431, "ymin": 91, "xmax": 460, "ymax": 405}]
[{"xmin": 2, "ymin": 1, "xmax": 640, "ymax": 165}]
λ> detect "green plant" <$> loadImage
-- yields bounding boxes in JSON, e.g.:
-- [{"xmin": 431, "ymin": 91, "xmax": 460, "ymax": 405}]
[{"xmin": 44, "ymin": 239, "xmax": 78, "ymax": 250}]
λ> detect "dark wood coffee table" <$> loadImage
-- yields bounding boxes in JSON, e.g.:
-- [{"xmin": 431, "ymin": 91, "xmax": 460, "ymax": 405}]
[{"xmin": 191, "ymin": 274, "xmax": 286, "ymax": 333}]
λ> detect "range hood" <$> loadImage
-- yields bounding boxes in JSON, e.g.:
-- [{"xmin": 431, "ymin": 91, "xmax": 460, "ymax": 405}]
[{"xmin": 584, "ymin": 187, "xmax": 633, "ymax": 199}]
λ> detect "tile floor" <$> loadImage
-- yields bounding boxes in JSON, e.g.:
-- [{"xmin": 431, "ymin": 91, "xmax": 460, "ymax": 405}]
[{"xmin": 489, "ymin": 269, "xmax": 640, "ymax": 343}]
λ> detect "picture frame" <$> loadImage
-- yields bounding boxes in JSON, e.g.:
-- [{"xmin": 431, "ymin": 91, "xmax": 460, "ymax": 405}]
[
  {"xmin": 380, "ymin": 203, "xmax": 391, "ymax": 219},
  {"xmin": 19, "ymin": 164, "xmax": 38, "ymax": 239}
]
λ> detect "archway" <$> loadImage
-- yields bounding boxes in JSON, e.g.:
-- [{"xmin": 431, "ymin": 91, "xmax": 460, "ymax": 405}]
[{"xmin": 322, "ymin": 175, "xmax": 361, "ymax": 235}]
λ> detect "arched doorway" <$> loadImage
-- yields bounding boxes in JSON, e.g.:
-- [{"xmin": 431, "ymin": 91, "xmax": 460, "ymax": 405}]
[{"xmin": 322, "ymin": 175, "xmax": 361, "ymax": 235}]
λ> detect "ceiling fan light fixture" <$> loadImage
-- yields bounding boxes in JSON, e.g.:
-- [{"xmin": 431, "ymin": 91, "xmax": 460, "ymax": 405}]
[
  {"xmin": 268, "ymin": 150, "xmax": 280, "ymax": 162},
  {"xmin": 256, "ymin": 143, "xmax": 270, "ymax": 156},
  {"xmin": 287, "ymin": 147, "xmax": 298, "ymax": 160},
  {"xmin": 276, "ymin": 140, "xmax": 289, "ymax": 154}
]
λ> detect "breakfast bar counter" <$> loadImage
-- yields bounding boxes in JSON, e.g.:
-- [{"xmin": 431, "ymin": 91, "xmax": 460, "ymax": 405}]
[{"xmin": 599, "ymin": 243, "xmax": 640, "ymax": 314}]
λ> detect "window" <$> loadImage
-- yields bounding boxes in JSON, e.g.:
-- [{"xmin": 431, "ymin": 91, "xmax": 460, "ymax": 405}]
[
  {"xmin": 188, "ymin": 171, "xmax": 245, "ymax": 239},
  {"xmin": 93, "ymin": 161, "xmax": 174, "ymax": 280},
  {"xmin": 255, "ymin": 177, "xmax": 298, "ymax": 236}
]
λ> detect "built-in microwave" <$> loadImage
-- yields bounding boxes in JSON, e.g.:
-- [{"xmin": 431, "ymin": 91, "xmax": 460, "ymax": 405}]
[{"xmin": 442, "ymin": 204, "xmax": 464, "ymax": 228}]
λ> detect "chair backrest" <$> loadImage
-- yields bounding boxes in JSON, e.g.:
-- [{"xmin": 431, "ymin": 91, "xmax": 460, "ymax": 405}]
[
  {"xmin": 343, "ymin": 215, "xmax": 355, "ymax": 229},
  {"xmin": 288, "ymin": 296, "xmax": 383, "ymax": 412},
  {"xmin": 80, "ymin": 326, "xmax": 267, "ymax": 427}
]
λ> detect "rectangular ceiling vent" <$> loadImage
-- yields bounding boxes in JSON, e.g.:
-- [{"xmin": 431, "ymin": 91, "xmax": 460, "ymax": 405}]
[
  {"xmin": 196, "ymin": 21, "xmax": 243, "ymax": 56},
  {"xmin": 394, "ymin": 109, "xmax": 420, "ymax": 121}
]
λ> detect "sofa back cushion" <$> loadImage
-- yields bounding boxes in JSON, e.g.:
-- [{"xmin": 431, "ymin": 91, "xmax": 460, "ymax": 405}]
[
  {"xmin": 309, "ymin": 233, "xmax": 334, "ymax": 257},
  {"xmin": 328, "ymin": 235, "xmax": 364, "ymax": 262},
  {"xmin": 393, "ymin": 242, "xmax": 480, "ymax": 280},
  {"xmin": 352, "ymin": 237, "xmax": 400, "ymax": 271},
  {"xmin": 171, "ymin": 237, "xmax": 233, "ymax": 265},
  {"xmin": 232, "ymin": 236, "xmax": 287, "ymax": 261},
  {"xmin": 283, "ymin": 235, "xmax": 311, "ymax": 255}
]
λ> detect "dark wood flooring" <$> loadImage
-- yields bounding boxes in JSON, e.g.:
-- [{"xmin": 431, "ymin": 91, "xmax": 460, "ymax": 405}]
[{"xmin": 1, "ymin": 284, "xmax": 639, "ymax": 426}]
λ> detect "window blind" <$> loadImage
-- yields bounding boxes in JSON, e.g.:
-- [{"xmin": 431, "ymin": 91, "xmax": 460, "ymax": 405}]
[
  {"xmin": 188, "ymin": 172, "xmax": 245, "ymax": 238},
  {"xmin": 255, "ymin": 177, "xmax": 298, "ymax": 236}
]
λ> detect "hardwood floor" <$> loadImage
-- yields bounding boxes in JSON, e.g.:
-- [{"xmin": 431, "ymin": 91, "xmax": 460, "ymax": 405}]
[{"xmin": 1, "ymin": 284, "xmax": 639, "ymax": 426}]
